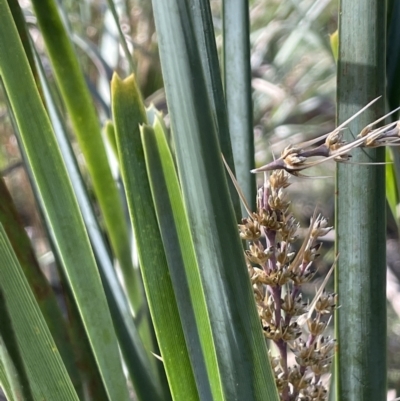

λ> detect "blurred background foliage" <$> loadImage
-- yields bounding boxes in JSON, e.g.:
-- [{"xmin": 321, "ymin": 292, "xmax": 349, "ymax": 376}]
[{"xmin": 1, "ymin": 0, "xmax": 400, "ymax": 399}]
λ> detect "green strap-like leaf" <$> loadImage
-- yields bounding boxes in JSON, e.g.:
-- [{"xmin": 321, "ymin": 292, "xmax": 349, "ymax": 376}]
[
  {"xmin": 386, "ymin": 149, "xmax": 399, "ymax": 223},
  {"xmin": 0, "ymin": 176, "xmax": 83, "ymax": 396},
  {"xmin": 0, "ymin": 341, "xmax": 17, "ymax": 401},
  {"xmin": 0, "ymin": 2, "xmax": 130, "ymax": 400},
  {"xmin": 104, "ymin": 0, "xmax": 135, "ymax": 73},
  {"xmin": 0, "ymin": 224, "xmax": 78, "ymax": 401},
  {"xmin": 29, "ymin": 0, "xmax": 141, "ymax": 312},
  {"xmin": 112, "ymin": 73, "xmax": 197, "ymax": 401},
  {"xmin": 0, "ymin": 290, "xmax": 34, "ymax": 401},
  {"xmin": 336, "ymin": 1, "xmax": 386, "ymax": 400},
  {"xmin": 142, "ymin": 117, "xmax": 219, "ymax": 400},
  {"xmin": 34, "ymin": 44, "xmax": 161, "ymax": 401},
  {"xmin": 189, "ymin": 0, "xmax": 242, "ymax": 219},
  {"xmin": 150, "ymin": 1, "xmax": 279, "ymax": 399},
  {"xmin": 222, "ymin": 0, "xmax": 256, "ymax": 211}
]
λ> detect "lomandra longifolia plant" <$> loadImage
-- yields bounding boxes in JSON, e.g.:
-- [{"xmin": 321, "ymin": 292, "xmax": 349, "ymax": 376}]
[{"xmin": 237, "ymin": 100, "xmax": 400, "ymax": 401}]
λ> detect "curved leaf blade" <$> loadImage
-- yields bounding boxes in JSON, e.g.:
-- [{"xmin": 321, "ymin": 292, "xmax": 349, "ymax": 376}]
[
  {"xmin": 0, "ymin": 224, "xmax": 78, "ymax": 401},
  {"xmin": 150, "ymin": 1, "xmax": 280, "ymax": 399},
  {"xmin": 0, "ymin": 3, "xmax": 130, "ymax": 400},
  {"xmin": 30, "ymin": 0, "xmax": 140, "ymax": 311},
  {"xmin": 33, "ymin": 48, "xmax": 160, "ymax": 400},
  {"xmin": 112, "ymin": 73, "xmax": 198, "ymax": 401},
  {"xmin": 222, "ymin": 0, "xmax": 256, "ymax": 211},
  {"xmin": 142, "ymin": 116, "xmax": 222, "ymax": 400}
]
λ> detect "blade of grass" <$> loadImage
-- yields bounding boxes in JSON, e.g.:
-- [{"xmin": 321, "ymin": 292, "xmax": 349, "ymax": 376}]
[
  {"xmin": 0, "ymin": 337, "xmax": 19, "ymax": 401},
  {"xmin": 112, "ymin": 73, "xmax": 197, "ymax": 401},
  {"xmin": 142, "ymin": 115, "xmax": 220, "ymax": 400},
  {"xmin": 0, "ymin": 177, "xmax": 82, "ymax": 395},
  {"xmin": 0, "ymin": 2, "xmax": 130, "ymax": 399},
  {"xmin": 387, "ymin": 0, "xmax": 400, "ymax": 119},
  {"xmin": 6, "ymin": 0, "xmax": 40, "ymax": 91},
  {"xmin": 222, "ymin": 0, "xmax": 256, "ymax": 212},
  {"xmin": 33, "ymin": 44, "xmax": 163, "ymax": 400},
  {"xmin": 0, "ymin": 224, "xmax": 79, "ymax": 400},
  {"xmin": 3, "ymin": 66, "xmax": 106, "ymax": 400},
  {"xmin": 335, "ymin": 1, "xmax": 387, "ymax": 400},
  {"xmin": 0, "ymin": 290, "xmax": 34, "ymax": 401},
  {"xmin": 150, "ymin": 1, "xmax": 280, "ymax": 399},
  {"xmin": 30, "ymin": 0, "xmax": 141, "ymax": 312},
  {"xmin": 386, "ymin": 149, "xmax": 399, "ymax": 222},
  {"xmin": 188, "ymin": 0, "xmax": 242, "ymax": 219},
  {"xmin": 386, "ymin": 0, "xmax": 400, "ymax": 227}
]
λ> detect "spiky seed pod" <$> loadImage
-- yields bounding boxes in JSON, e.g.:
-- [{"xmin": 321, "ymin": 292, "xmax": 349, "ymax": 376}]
[
  {"xmin": 263, "ymin": 323, "xmax": 283, "ymax": 341},
  {"xmin": 307, "ymin": 317, "xmax": 328, "ymax": 337},
  {"xmin": 281, "ymin": 293, "xmax": 308, "ymax": 316},
  {"xmin": 315, "ymin": 291, "xmax": 337, "ymax": 314},
  {"xmin": 245, "ymin": 242, "xmax": 273, "ymax": 265},
  {"xmin": 258, "ymin": 209, "xmax": 283, "ymax": 231},
  {"xmin": 303, "ymin": 243, "xmax": 322, "ymax": 264},
  {"xmin": 282, "ymin": 322, "xmax": 302, "ymax": 341},
  {"xmin": 288, "ymin": 365, "xmax": 310, "ymax": 391},
  {"xmin": 238, "ymin": 217, "xmax": 261, "ymax": 240},
  {"xmin": 264, "ymin": 268, "xmax": 293, "ymax": 287},
  {"xmin": 311, "ymin": 215, "xmax": 332, "ymax": 239},
  {"xmin": 280, "ymin": 215, "xmax": 300, "ymax": 243},
  {"xmin": 237, "ymin": 168, "xmax": 336, "ymax": 401},
  {"xmin": 270, "ymin": 170, "xmax": 291, "ymax": 189},
  {"xmin": 268, "ymin": 188, "xmax": 291, "ymax": 212}
]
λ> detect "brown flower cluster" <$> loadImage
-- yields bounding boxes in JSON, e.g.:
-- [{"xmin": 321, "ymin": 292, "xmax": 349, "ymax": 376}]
[{"xmin": 240, "ymin": 170, "xmax": 336, "ymax": 401}]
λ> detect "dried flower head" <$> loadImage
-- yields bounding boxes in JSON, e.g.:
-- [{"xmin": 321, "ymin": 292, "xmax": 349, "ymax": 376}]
[
  {"xmin": 240, "ymin": 172, "xmax": 335, "ymax": 401},
  {"xmin": 251, "ymin": 99, "xmax": 400, "ymax": 176},
  {"xmin": 223, "ymin": 153, "xmax": 336, "ymax": 401}
]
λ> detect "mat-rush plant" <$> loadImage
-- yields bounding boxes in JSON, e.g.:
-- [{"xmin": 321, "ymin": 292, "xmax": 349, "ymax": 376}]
[{"xmin": 0, "ymin": 1, "xmax": 392, "ymax": 401}]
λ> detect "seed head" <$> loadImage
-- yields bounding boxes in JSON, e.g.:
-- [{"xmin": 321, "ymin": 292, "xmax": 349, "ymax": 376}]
[{"xmin": 238, "ymin": 217, "xmax": 261, "ymax": 240}]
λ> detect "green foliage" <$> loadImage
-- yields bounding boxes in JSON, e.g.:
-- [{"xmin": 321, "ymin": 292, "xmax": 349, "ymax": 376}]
[
  {"xmin": 0, "ymin": 0, "xmax": 279, "ymax": 400},
  {"xmin": 0, "ymin": 0, "xmax": 394, "ymax": 400},
  {"xmin": 335, "ymin": 1, "xmax": 387, "ymax": 401}
]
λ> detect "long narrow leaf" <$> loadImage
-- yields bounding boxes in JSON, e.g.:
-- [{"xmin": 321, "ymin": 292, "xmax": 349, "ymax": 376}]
[
  {"xmin": 104, "ymin": 0, "xmax": 135, "ymax": 73},
  {"xmin": 29, "ymin": 0, "xmax": 140, "ymax": 311},
  {"xmin": 188, "ymin": 0, "xmax": 242, "ymax": 219},
  {"xmin": 34, "ymin": 45, "xmax": 161, "ymax": 401},
  {"xmin": 222, "ymin": 0, "xmax": 256, "ymax": 211},
  {"xmin": 150, "ymin": 1, "xmax": 280, "ymax": 399},
  {"xmin": 0, "ymin": 3, "xmax": 130, "ymax": 400},
  {"xmin": 142, "ymin": 115, "xmax": 223, "ymax": 400},
  {"xmin": 0, "ymin": 355, "xmax": 15, "ymax": 401},
  {"xmin": 0, "ymin": 177, "xmax": 82, "ymax": 394},
  {"xmin": 335, "ymin": 1, "xmax": 386, "ymax": 400},
  {"xmin": 112, "ymin": 73, "xmax": 197, "ymax": 401},
  {"xmin": 3, "ymin": 56, "xmax": 104, "ymax": 400},
  {"xmin": 0, "ymin": 290, "xmax": 34, "ymax": 401},
  {"xmin": 0, "ymin": 224, "xmax": 79, "ymax": 400},
  {"xmin": 386, "ymin": 149, "xmax": 399, "ymax": 222}
]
